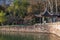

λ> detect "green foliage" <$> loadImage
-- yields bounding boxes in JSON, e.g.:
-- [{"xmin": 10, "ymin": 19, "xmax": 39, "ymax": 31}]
[
  {"xmin": 0, "ymin": 11, "xmax": 7, "ymax": 25},
  {"xmin": 13, "ymin": 0, "xmax": 29, "ymax": 17},
  {"xmin": 5, "ymin": 0, "xmax": 30, "ymax": 25}
]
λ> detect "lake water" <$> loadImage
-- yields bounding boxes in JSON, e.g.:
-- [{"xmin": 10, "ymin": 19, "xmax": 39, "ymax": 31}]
[{"xmin": 0, "ymin": 32, "xmax": 60, "ymax": 40}]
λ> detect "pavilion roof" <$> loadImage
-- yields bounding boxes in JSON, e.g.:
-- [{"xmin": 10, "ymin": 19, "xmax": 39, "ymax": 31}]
[{"xmin": 42, "ymin": 10, "xmax": 52, "ymax": 17}]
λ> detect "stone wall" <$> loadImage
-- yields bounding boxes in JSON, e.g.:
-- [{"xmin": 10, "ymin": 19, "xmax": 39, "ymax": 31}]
[
  {"xmin": 0, "ymin": 22, "xmax": 60, "ymax": 36},
  {"xmin": 48, "ymin": 22, "xmax": 60, "ymax": 36}
]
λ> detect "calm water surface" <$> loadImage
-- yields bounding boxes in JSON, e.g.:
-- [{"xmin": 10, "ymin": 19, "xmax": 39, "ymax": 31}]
[{"xmin": 0, "ymin": 32, "xmax": 60, "ymax": 40}]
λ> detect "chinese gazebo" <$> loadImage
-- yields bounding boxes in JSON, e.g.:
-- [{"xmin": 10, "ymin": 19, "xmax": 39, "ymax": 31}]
[{"xmin": 35, "ymin": 10, "xmax": 58, "ymax": 23}]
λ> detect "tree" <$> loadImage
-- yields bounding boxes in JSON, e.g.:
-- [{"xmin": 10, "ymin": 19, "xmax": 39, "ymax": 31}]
[
  {"xmin": 0, "ymin": 11, "xmax": 7, "ymax": 26},
  {"xmin": 6, "ymin": 0, "xmax": 30, "ymax": 25}
]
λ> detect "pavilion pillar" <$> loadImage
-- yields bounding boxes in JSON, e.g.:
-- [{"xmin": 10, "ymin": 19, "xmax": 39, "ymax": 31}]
[
  {"xmin": 52, "ymin": 17, "xmax": 56, "ymax": 22},
  {"xmin": 49, "ymin": 18, "xmax": 52, "ymax": 23},
  {"xmin": 42, "ymin": 17, "xmax": 44, "ymax": 23},
  {"xmin": 39, "ymin": 17, "xmax": 41, "ymax": 23},
  {"xmin": 40, "ymin": 17, "xmax": 42, "ymax": 24}
]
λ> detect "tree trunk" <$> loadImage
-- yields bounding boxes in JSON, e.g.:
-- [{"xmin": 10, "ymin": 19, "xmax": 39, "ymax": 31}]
[
  {"xmin": 50, "ymin": 0, "xmax": 53, "ymax": 13},
  {"xmin": 55, "ymin": 0, "xmax": 58, "ymax": 14},
  {"xmin": 1, "ymin": 23, "xmax": 3, "ymax": 26},
  {"xmin": 47, "ymin": 0, "xmax": 52, "ymax": 13}
]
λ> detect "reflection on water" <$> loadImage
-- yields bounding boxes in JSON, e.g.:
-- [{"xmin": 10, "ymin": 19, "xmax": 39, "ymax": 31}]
[{"xmin": 0, "ymin": 32, "xmax": 60, "ymax": 40}]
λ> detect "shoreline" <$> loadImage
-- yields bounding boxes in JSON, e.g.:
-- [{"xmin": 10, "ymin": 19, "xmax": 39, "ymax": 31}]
[
  {"xmin": 0, "ymin": 30, "xmax": 60, "ymax": 38},
  {"xmin": 0, "ymin": 27, "xmax": 60, "ymax": 37},
  {"xmin": 0, "ymin": 22, "xmax": 60, "ymax": 37}
]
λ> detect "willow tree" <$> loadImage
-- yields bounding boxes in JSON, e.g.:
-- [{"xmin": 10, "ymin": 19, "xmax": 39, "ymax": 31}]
[
  {"xmin": 7, "ymin": 0, "xmax": 30, "ymax": 25},
  {"xmin": 0, "ymin": 11, "xmax": 7, "ymax": 26}
]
